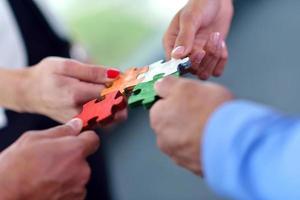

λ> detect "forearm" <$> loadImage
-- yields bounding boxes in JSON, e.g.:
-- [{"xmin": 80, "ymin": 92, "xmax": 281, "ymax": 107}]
[
  {"xmin": 0, "ymin": 68, "xmax": 29, "ymax": 112},
  {"xmin": 203, "ymin": 100, "xmax": 300, "ymax": 199}
]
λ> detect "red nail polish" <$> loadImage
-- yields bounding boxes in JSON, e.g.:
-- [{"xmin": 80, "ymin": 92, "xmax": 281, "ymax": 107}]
[{"xmin": 107, "ymin": 68, "xmax": 120, "ymax": 79}]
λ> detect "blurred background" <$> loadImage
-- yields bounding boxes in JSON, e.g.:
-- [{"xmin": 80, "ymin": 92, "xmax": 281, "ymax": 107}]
[{"xmin": 45, "ymin": 0, "xmax": 300, "ymax": 199}]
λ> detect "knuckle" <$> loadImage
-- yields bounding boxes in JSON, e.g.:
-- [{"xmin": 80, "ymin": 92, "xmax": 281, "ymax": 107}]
[
  {"xmin": 221, "ymin": 52, "xmax": 228, "ymax": 60},
  {"xmin": 149, "ymin": 106, "xmax": 159, "ymax": 128},
  {"xmin": 41, "ymin": 57, "xmax": 56, "ymax": 64},
  {"xmin": 70, "ymin": 90, "xmax": 82, "ymax": 106},
  {"xmin": 63, "ymin": 59, "xmax": 77, "ymax": 68},
  {"xmin": 58, "ymin": 59, "xmax": 77, "ymax": 74},
  {"xmin": 20, "ymin": 131, "xmax": 37, "ymax": 142},
  {"xmin": 207, "ymin": 49, "xmax": 220, "ymax": 59},
  {"xmin": 88, "ymin": 67, "xmax": 102, "ymax": 82},
  {"xmin": 177, "ymin": 80, "xmax": 197, "ymax": 93},
  {"xmin": 74, "ymin": 163, "xmax": 91, "ymax": 187},
  {"xmin": 156, "ymin": 138, "xmax": 169, "ymax": 155},
  {"xmin": 61, "ymin": 125, "xmax": 75, "ymax": 135},
  {"xmin": 177, "ymin": 135, "xmax": 190, "ymax": 150},
  {"xmin": 81, "ymin": 164, "xmax": 91, "ymax": 182},
  {"xmin": 181, "ymin": 12, "xmax": 196, "ymax": 23},
  {"xmin": 87, "ymin": 131, "xmax": 100, "ymax": 147},
  {"xmin": 198, "ymin": 72, "xmax": 209, "ymax": 80},
  {"xmin": 173, "ymin": 157, "xmax": 185, "ymax": 167},
  {"xmin": 73, "ymin": 142, "xmax": 86, "ymax": 156}
]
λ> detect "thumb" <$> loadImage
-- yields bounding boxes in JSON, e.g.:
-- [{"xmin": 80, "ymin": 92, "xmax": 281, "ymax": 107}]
[
  {"xmin": 39, "ymin": 118, "xmax": 83, "ymax": 138},
  {"xmin": 154, "ymin": 76, "xmax": 179, "ymax": 98},
  {"xmin": 172, "ymin": 15, "xmax": 201, "ymax": 59}
]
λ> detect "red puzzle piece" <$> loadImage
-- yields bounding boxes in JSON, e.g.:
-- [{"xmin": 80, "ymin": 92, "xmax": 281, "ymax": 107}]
[{"xmin": 76, "ymin": 91, "xmax": 127, "ymax": 130}]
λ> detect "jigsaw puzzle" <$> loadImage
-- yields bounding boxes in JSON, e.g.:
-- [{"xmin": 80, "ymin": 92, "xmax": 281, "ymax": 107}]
[
  {"xmin": 76, "ymin": 91, "xmax": 127, "ymax": 130},
  {"xmin": 101, "ymin": 66, "xmax": 148, "ymax": 97},
  {"xmin": 128, "ymin": 72, "xmax": 180, "ymax": 109},
  {"xmin": 137, "ymin": 58, "xmax": 191, "ymax": 83},
  {"xmin": 76, "ymin": 57, "xmax": 191, "ymax": 130}
]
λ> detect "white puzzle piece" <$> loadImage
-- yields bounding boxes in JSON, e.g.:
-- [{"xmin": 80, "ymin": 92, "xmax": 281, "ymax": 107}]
[{"xmin": 137, "ymin": 57, "xmax": 190, "ymax": 83}]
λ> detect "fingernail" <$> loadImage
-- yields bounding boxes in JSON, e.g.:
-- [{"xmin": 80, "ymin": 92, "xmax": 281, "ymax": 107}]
[
  {"xmin": 106, "ymin": 68, "xmax": 120, "ymax": 79},
  {"xmin": 221, "ymin": 41, "xmax": 226, "ymax": 49},
  {"xmin": 200, "ymin": 72, "xmax": 209, "ymax": 80},
  {"xmin": 154, "ymin": 79, "xmax": 164, "ymax": 91},
  {"xmin": 172, "ymin": 46, "xmax": 185, "ymax": 57},
  {"xmin": 66, "ymin": 118, "xmax": 83, "ymax": 132},
  {"xmin": 195, "ymin": 51, "xmax": 205, "ymax": 64},
  {"xmin": 212, "ymin": 32, "xmax": 221, "ymax": 45}
]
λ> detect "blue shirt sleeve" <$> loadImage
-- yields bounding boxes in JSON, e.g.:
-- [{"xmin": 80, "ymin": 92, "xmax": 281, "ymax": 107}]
[{"xmin": 203, "ymin": 100, "xmax": 300, "ymax": 200}]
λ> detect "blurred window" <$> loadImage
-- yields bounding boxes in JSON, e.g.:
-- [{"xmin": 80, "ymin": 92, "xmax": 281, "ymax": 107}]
[{"xmin": 44, "ymin": 0, "xmax": 187, "ymax": 67}]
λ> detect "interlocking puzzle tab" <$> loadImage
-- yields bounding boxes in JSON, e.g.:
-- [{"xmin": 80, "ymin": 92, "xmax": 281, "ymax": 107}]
[
  {"xmin": 76, "ymin": 57, "xmax": 191, "ymax": 130},
  {"xmin": 137, "ymin": 57, "xmax": 191, "ymax": 83},
  {"xmin": 77, "ymin": 91, "xmax": 127, "ymax": 130},
  {"xmin": 128, "ymin": 72, "xmax": 180, "ymax": 109},
  {"xmin": 101, "ymin": 66, "xmax": 148, "ymax": 97}
]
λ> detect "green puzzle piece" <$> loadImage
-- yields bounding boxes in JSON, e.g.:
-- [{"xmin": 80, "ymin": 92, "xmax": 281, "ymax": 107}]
[{"xmin": 128, "ymin": 72, "xmax": 179, "ymax": 109}]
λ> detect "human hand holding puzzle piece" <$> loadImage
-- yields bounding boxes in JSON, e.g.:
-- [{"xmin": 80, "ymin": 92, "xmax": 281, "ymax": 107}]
[{"xmin": 76, "ymin": 57, "xmax": 191, "ymax": 130}]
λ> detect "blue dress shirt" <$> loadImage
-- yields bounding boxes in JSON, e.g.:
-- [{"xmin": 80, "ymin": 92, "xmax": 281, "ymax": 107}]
[{"xmin": 203, "ymin": 100, "xmax": 300, "ymax": 200}]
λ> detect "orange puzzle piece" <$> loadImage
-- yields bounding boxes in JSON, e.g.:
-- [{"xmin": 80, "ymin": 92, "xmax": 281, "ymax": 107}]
[{"xmin": 101, "ymin": 66, "xmax": 148, "ymax": 97}]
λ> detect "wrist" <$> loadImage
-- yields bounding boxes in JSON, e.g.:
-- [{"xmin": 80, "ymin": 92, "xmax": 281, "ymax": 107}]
[
  {"xmin": 0, "ymin": 68, "xmax": 31, "ymax": 113},
  {"xmin": 15, "ymin": 68, "xmax": 33, "ymax": 113}
]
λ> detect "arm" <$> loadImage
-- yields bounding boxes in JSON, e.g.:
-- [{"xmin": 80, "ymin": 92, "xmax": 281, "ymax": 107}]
[
  {"xmin": 204, "ymin": 101, "xmax": 300, "ymax": 200},
  {"xmin": 164, "ymin": 0, "xmax": 234, "ymax": 79},
  {"xmin": 150, "ymin": 77, "xmax": 300, "ymax": 199},
  {"xmin": 0, "ymin": 68, "xmax": 28, "ymax": 112},
  {"xmin": 0, "ymin": 57, "xmax": 123, "ymax": 123},
  {"xmin": 0, "ymin": 119, "xmax": 99, "ymax": 200}
]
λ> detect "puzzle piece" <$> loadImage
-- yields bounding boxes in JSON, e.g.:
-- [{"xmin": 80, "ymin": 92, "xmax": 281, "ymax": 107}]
[
  {"xmin": 101, "ymin": 66, "xmax": 148, "ymax": 97},
  {"xmin": 128, "ymin": 72, "xmax": 180, "ymax": 109},
  {"xmin": 77, "ymin": 91, "xmax": 127, "ymax": 130},
  {"xmin": 137, "ymin": 58, "xmax": 191, "ymax": 83}
]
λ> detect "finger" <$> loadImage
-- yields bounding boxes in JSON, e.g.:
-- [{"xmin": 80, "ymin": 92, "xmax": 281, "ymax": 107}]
[
  {"xmin": 78, "ymin": 131, "xmax": 100, "ymax": 157},
  {"xmin": 172, "ymin": 13, "xmax": 201, "ymax": 59},
  {"xmin": 113, "ymin": 108, "xmax": 128, "ymax": 122},
  {"xmin": 213, "ymin": 41, "xmax": 228, "ymax": 77},
  {"xmin": 102, "ymin": 109, "xmax": 128, "ymax": 129},
  {"xmin": 163, "ymin": 12, "xmax": 180, "ymax": 60},
  {"xmin": 74, "ymin": 82, "xmax": 105, "ymax": 105},
  {"xmin": 39, "ymin": 118, "xmax": 83, "ymax": 138},
  {"xmin": 190, "ymin": 50, "xmax": 206, "ymax": 73},
  {"xmin": 55, "ymin": 59, "xmax": 120, "ymax": 84},
  {"xmin": 197, "ymin": 32, "xmax": 222, "ymax": 80},
  {"xmin": 213, "ymin": 58, "xmax": 227, "ymax": 77},
  {"xmin": 154, "ymin": 76, "xmax": 179, "ymax": 98}
]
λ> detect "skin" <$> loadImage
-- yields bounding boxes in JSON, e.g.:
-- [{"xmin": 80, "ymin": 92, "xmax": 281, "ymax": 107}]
[
  {"xmin": 0, "ymin": 57, "xmax": 127, "ymax": 123},
  {"xmin": 150, "ymin": 77, "xmax": 233, "ymax": 175},
  {"xmin": 0, "ymin": 118, "xmax": 99, "ymax": 200},
  {"xmin": 164, "ymin": 0, "xmax": 234, "ymax": 79}
]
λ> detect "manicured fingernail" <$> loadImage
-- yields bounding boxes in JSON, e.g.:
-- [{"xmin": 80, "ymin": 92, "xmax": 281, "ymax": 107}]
[
  {"xmin": 212, "ymin": 32, "xmax": 221, "ymax": 45},
  {"xmin": 172, "ymin": 46, "xmax": 185, "ymax": 57},
  {"xmin": 195, "ymin": 51, "xmax": 205, "ymax": 64},
  {"xmin": 106, "ymin": 68, "xmax": 120, "ymax": 79},
  {"xmin": 221, "ymin": 41, "xmax": 226, "ymax": 49},
  {"xmin": 66, "ymin": 118, "xmax": 83, "ymax": 132}
]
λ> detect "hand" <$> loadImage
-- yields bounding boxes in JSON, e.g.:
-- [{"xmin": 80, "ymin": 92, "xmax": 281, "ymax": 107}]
[
  {"xmin": 150, "ymin": 77, "xmax": 233, "ymax": 175},
  {"xmin": 0, "ymin": 119, "xmax": 99, "ymax": 200},
  {"xmin": 20, "ymin": 57, "xmax": 125, "ymax": 123},
  {"xmin": 164, "ymin": 0, "xmax": 233, "ymax": 79}
]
